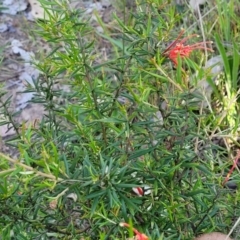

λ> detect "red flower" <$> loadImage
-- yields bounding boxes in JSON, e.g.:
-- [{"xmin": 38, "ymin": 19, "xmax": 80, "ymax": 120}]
[
  {"xmin": 120, "ymin": 222, "xmax": 149, "ymax": 240},
  {"xmin": 163, "ymin": 30, "xmax": 213, "ymax": 66},
  {"xmin": 132, "ymin": 187, "xmax": 144, "ymax": 196}
]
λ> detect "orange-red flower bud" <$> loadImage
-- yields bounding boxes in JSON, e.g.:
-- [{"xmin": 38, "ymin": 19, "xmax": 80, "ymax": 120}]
[
  {"xmin": 163, "ymin": 30, "xmax": 213, "ymax": 65},
  {"xmin": 120, "ymin": 222, "xmax": 149, "ymax": 240}
]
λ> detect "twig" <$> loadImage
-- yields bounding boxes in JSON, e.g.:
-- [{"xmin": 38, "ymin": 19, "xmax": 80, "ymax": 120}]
[
  {"xmin": 222, "ymin": 150, "xmax": 240, "ymax": 186},
  {"xmin": 0, "ymin": 152, "xmax": 63, "ymax": 181},
  {"xmin": 225, "ymin": 216, "xmax": 240, "ymax": 240},
  {"xmin": 151, "ymin": 58, "xmax": 183, "ymax": 91}
]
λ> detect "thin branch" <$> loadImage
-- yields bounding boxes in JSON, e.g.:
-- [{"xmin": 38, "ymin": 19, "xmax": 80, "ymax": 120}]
[
  {"xmin": 0, "ymin": 152, "xmax": 63, "ymax": 181},
  {"xmin": 222, "ymin": 150, "xmax": 240, "ymax": 186},
  {"xmin": 151, "ymin": 57, "xmax": 183, "ymax": 91},
  {"xmin": 225, "ymin": 216, "xmax": 240, "ymax": 240}
]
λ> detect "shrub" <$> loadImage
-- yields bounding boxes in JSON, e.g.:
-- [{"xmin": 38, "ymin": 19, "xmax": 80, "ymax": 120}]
[{"xmin": 0, "ymin": 0, "xmax": 240, "ymax": 239}]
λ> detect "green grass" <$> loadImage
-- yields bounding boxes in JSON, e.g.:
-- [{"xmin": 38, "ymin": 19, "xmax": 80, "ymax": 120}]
[{"xmin": 0, "ymin": 0, "xmax": 240, "ymax": 239}]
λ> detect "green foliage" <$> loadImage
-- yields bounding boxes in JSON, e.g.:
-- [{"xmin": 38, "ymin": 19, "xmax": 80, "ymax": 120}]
[{"xmin": 0, "ymin": 0, "xmax": 240, "ymax": 239}]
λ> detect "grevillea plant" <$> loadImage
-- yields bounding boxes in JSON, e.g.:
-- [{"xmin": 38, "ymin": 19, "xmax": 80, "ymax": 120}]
[{"xmin": 0, "ymin": 0, "xmax": 240, "ymax": 239}]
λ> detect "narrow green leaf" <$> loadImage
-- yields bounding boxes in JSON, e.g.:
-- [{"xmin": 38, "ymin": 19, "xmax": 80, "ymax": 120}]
[
  {"xmin": 215, "ymin": 34, "xmax": 231, "ymax": 96},
  {"xmin": 86, "ymin": 189, "xmax": 107, "ymax": 199},
  {"xmin": 231, "ymin": 42, "xmax": 240, "ymax": 90},
  {"xmin": 128, "ymin": 146, "xmax": 156, "ymax": 160}
]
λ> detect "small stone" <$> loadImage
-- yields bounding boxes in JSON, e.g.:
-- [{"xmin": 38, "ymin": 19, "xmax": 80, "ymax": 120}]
[
  {"xmin": 189, "ymin": 0, "xmax": 207, "ymax": 11},
  {"xmin": 194, "ymin": 232, "xmax": 232, "ymax": 240},
  {"xmin": 0, "ymin": 23, "xmax": 8, "ymax": 33},
  {"xmin": 2, "ymin": 0, "xmax": 28, "ymax": 15},
  {"xmin": 225, "ymin": 180, "xmax": 238, "ymax": 190}
]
